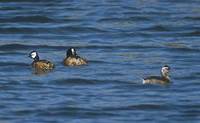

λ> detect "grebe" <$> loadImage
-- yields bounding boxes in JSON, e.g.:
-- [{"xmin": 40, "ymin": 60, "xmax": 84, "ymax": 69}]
[
  {"xmin": 143, "ymin": 65, "xmax": 171, "ymax": 85},
  {"xmin": 29, "ymin": 51, "xmax": 54, "ymax": 73},
  {"xmin": 63, "ymin": 48, "xmax": 87, "ymax": 66}
]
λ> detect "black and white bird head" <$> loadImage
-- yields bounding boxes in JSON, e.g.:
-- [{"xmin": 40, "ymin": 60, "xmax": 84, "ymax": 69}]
[
  {"xmin": 67, "ymin": 47, "xmax": 77, "ymax": 57},
  {"xmin": 161, "ymin": 65, "xmax": 170, "ymax": 76},
  {"xmin": 29, "ymin": 51, "xmax": 39, "ymax": 61}
]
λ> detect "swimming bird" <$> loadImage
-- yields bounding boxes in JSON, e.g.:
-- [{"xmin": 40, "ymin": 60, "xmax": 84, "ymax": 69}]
[
  {"xmin": 29, "ymin": 51, "xmax": 54, "ymax": 73},
  {"xmin": 63, "ymin": 47, "xmax": 87, "ymax": 66},
  {"xmin": 143, "ymin": 65, "xmax": 171, "ymax": 85}
]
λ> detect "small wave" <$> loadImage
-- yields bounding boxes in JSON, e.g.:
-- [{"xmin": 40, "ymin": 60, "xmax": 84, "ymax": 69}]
[
  {"xmin": 184, "ymin": 30, "xmax": 200, "ymax": 37},
  {"xmin": 0, "ymin": 44, "xmax": 38, "ymax": 51},
  {"xmin": 97, "ymin": 17, "xmax": 129, "ymax": 23},
  {"xmin": 54, "ymin": 78, "xmax": 103, "ymax": 85},
  {"xmin": 59, "ymin": 26, "xmax": 107, "ymax": 33},
  {"xmin": 52, "ymin": 78, "xmax": 126, "ymax": 86},
  {"xmin": 141, "ymin": 25, "xmax": 171, "ymax": 32},
  {"xmin": 129, "ymin": 16, "xmax": 151, "ymax": 21},
  {"xmin": 98, "ymin": 16, "xmax": 151, "ymax": 23},
  {"xmin": 101, "ymin": 104, "xmax": 170, "ymax": 111},
  {"xmin": 4, "ymin": 15, "xmax": 55, "ymax": 23},
  {"xmin": 183, "ymin": 16, "xmax": 200, "ymax": 21},
  {"xmin": 89, "ymin": 60, "xmax": 108, "ymax": 64},
  {"xmin": 0, "ymin": 43, "xmax": 160, "ymax": 51},
  {"xmin": 175, "ymin": 72, "xmax": 200, "ymax": 80},
  {"xmin": 0, "ymin": 62, "xmax": 28, "ymax": 67},
  {"xmin": 163, "ymin": 42, "xmax": 189, "ymax": 49},
  {"xmin": 0, "ymin": 44, "xmax": 66, "ymax": 51},
  {"xmin": 0, "ymin": 6, "xmax": 23, "ymax": 10},
  {"xmin": 0, "ymin": 27, "xmax": 46, "ymax": 34},
  {"xmin": 164, "ymin": 46, "xmax": 200, "ymax": 53},
  {"xmin": 0, "ymin": 0, "xmax": 59, "ymax": 2},
  {"xmin": 162, "ymin": 42, "xmax": 200, "ymax": 52},
  {"xmin": 0, "ymin": 26, "xmax": 108, "ymax": 34},
  {"xmin": 36, "ymin": 106, "xmax": 117, "ymax": 117}
]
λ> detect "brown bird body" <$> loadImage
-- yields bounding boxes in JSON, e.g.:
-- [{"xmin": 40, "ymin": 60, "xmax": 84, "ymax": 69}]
[
  {"xmin": 63, "ymin": 56, "xmax": 87, "ymax": 66},
  {"xmin": 32, "ymin": 60, "xmax": 54, "ymax": 72},
  {"xmin": 143, "ymin": 65, "xmax": 171, "ymax": 85},
  {"xmin": 63, "ymin": 48, "xmax": 87, "ymax": 66},
  {"xmin": 29, "ymin": 51, "xmax": 54, "ymax": 74},
  {"xmin": 143, "ymin": 76, "xmax": 170, "ymax": 85}
]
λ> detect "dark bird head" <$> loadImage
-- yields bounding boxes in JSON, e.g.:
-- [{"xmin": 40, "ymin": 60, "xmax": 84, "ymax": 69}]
[
  {"xmin": 67, "ymin": 47, "xmax": 77, "ymax": 57},
  {"xmin": 161, "ymin": 65, "xmax": 170, "ymax": 77}
]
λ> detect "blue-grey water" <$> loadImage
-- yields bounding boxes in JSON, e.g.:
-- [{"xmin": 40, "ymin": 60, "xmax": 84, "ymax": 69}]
[{"xmin": 0, "ymin": 0, "xmax": 200, "ymax": 123}]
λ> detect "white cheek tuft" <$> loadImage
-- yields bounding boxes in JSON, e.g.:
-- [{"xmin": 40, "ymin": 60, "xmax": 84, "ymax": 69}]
[
  {"xmin": 162, "ymin": 67, "xmax": 169, "ymax": 74},
  {"xmin": 71, "ymin": 48, "xmax": 75, "ymax": 54},
  {"xmin": 31, "ymin": 52, "xmax": 37, "ymax": 58}
]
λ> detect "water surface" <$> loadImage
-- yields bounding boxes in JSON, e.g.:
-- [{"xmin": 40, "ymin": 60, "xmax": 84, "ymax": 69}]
[{"xmin": 0, "ymin": 0, "xmax": 200, "ymax": 123}]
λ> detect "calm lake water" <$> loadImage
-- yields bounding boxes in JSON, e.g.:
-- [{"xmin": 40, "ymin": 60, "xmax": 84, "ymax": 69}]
[{"xmin": 0, "ymin": 0, "xmax": 200, "ymax": 123}]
